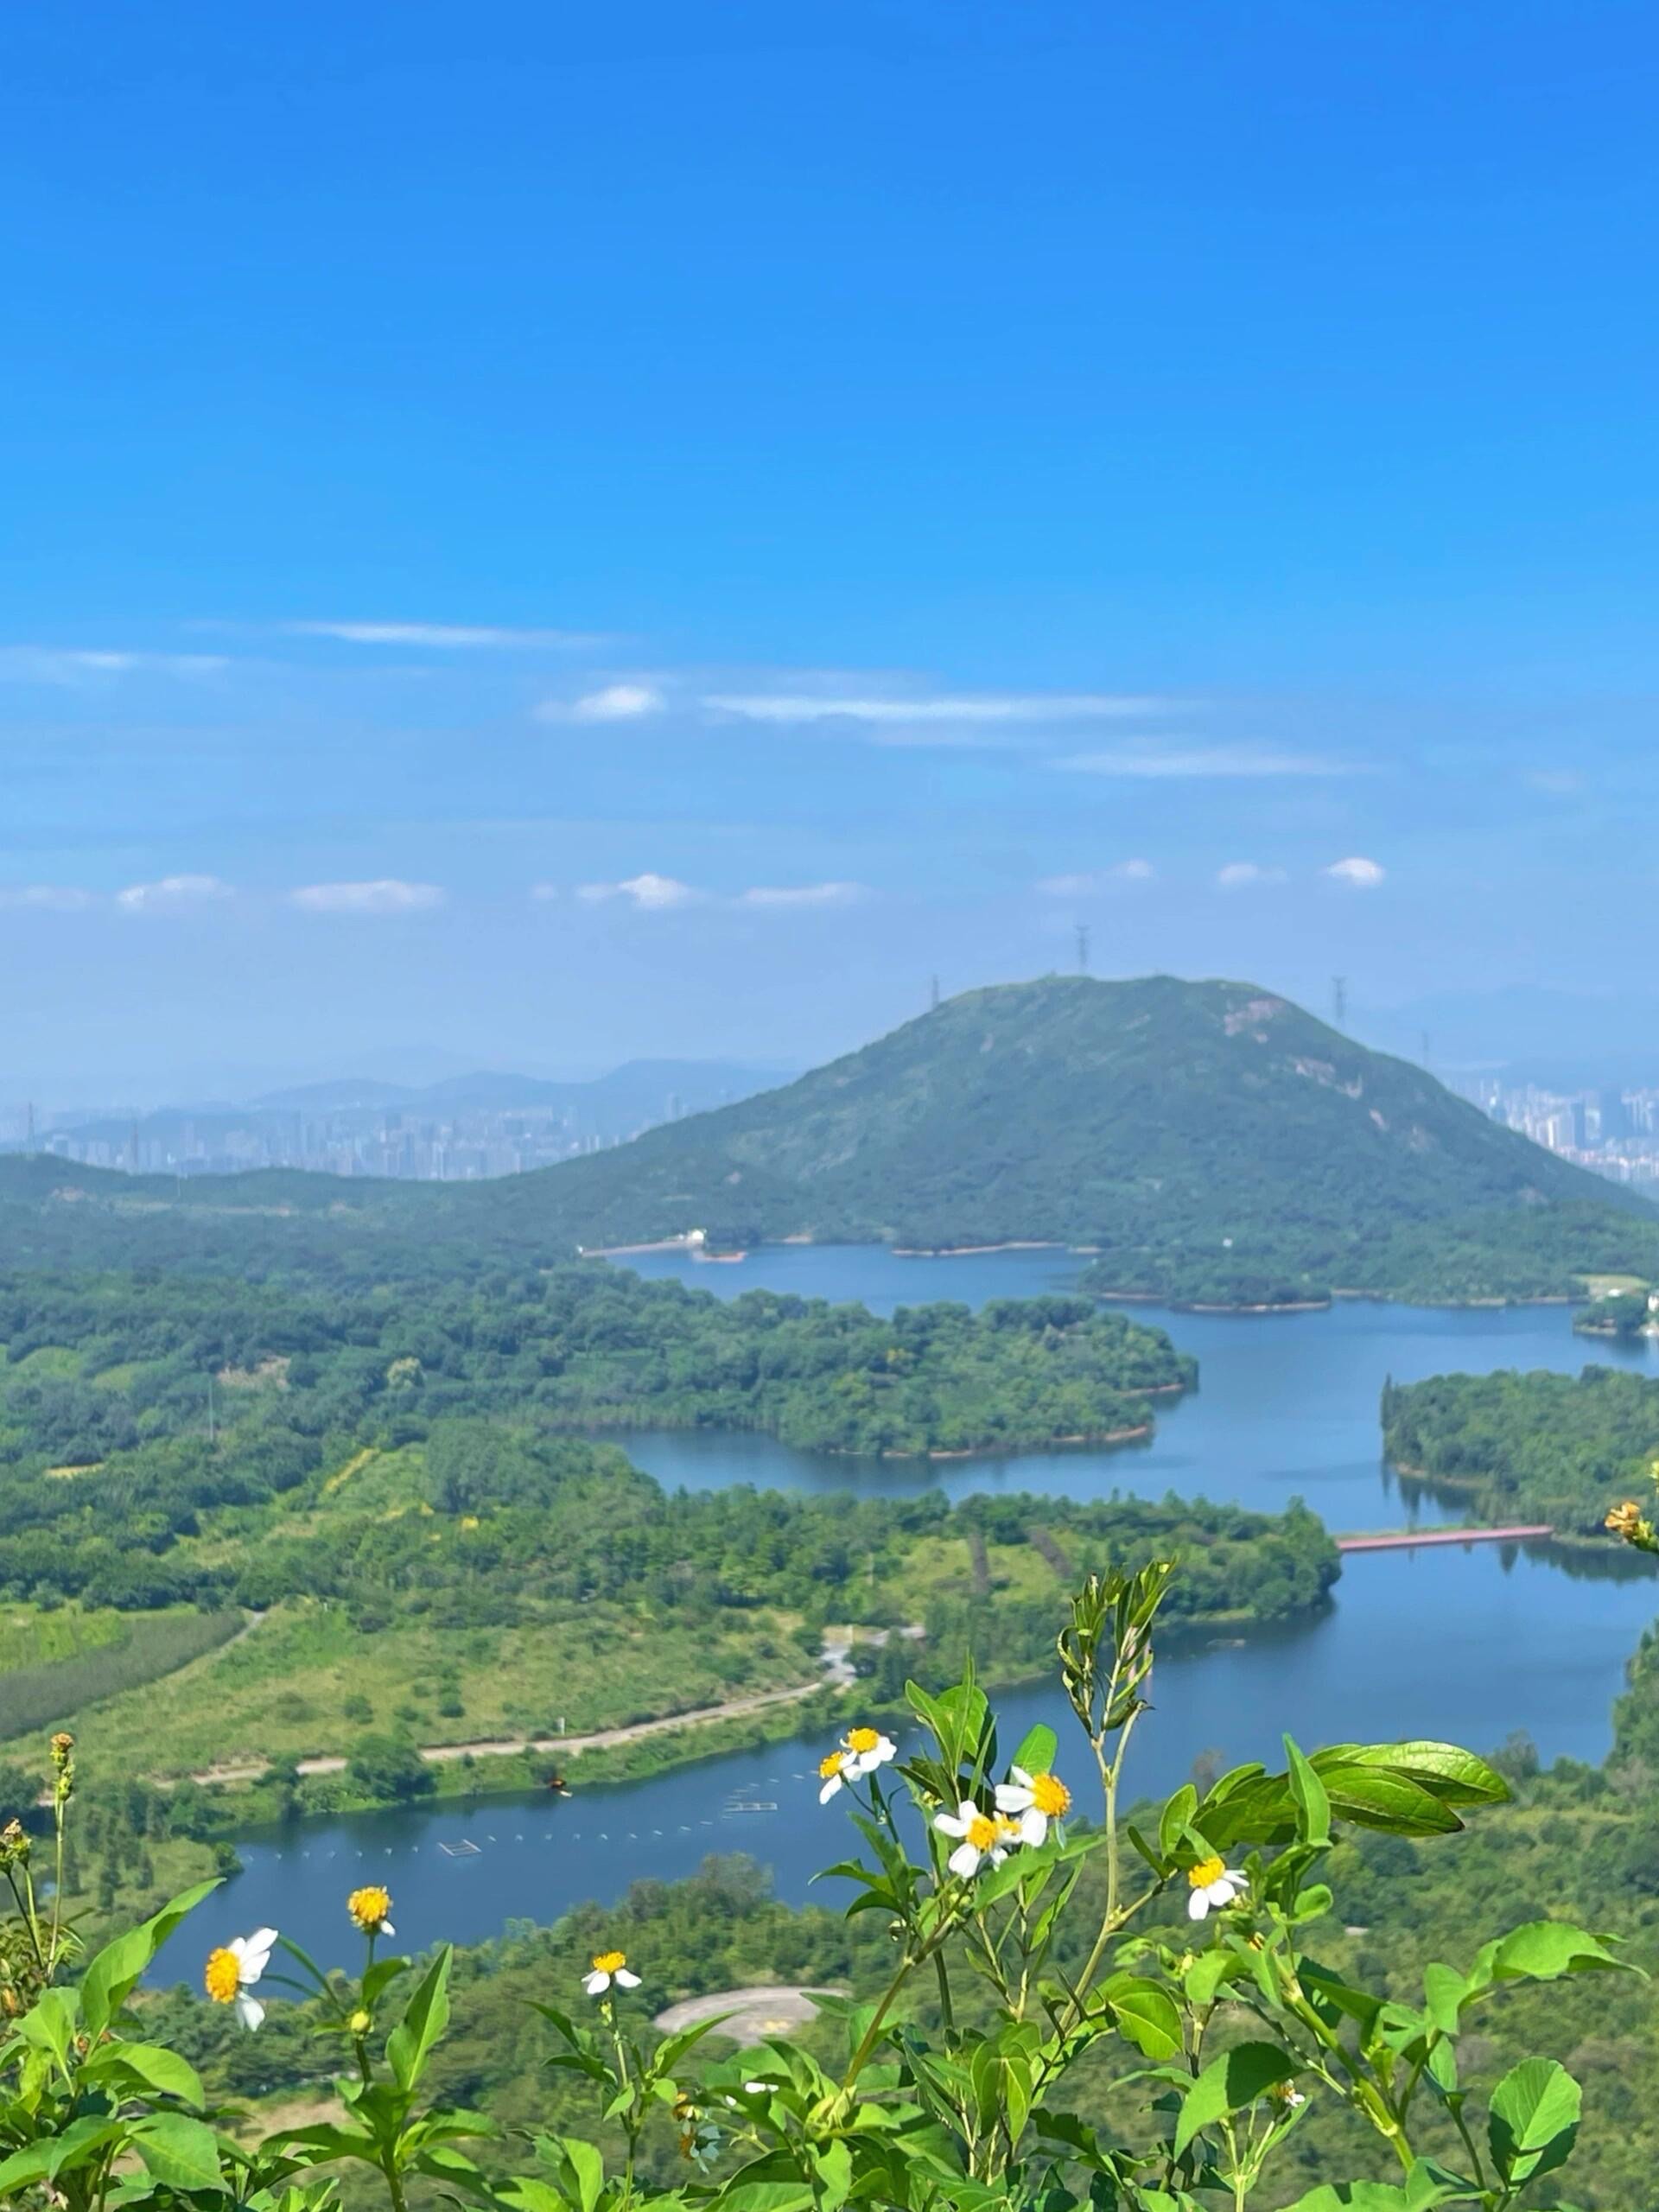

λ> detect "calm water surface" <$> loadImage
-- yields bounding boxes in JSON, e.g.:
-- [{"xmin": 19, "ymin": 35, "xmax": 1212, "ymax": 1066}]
[{"xmin": 188, "ymin": 1247, "xmax": 1659, "ymax": 1972}]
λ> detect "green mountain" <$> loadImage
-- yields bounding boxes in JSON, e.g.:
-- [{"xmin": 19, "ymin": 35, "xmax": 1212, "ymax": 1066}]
[
  {"xmin": 2, "ymin": 976, "xmax": 1654, "ymax": 1300},
  {"xmin": 509, "ymin": 974, "xmax": 1656, "ymax": 1301}
]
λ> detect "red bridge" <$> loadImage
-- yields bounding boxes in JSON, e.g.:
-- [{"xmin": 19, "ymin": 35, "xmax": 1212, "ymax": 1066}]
[{"xmin": 1336, "ymin": 1523, "xmax": 1554, "ymax": 1554}]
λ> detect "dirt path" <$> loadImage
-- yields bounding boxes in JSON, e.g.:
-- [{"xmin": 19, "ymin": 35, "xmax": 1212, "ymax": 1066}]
[{"xmin": 175, "ymin": 1654, "xmax": 855, "ymax": 1789}]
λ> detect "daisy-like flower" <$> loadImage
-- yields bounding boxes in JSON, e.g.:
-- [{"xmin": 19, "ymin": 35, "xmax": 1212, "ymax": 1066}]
[
  {"xmin": 1270, "ymin": 2082, "xmax": 1307, "ymax": 2111},
  {"xmin": 840, "ymin": 1725, "xmax": 897, "ymax": 1778},
  {"xmin": 1186, "ymin": 1854, "xmax": 1248, "ymax": 1921},
  {"xmin": 995, "ymin": 1764, "xmax": 1071, "ymax": 1847},
  {"xmin": 933, "ymin": 1799, "xmax": 1019, "ymax": 1879},
  {"xmin": 346, "ymin": 1884, "xmax": 395, "ymax": 1936},
  {"xmin": 583, "ymin": 1948, "xmax": 641, "ymax": 1996},
  {"xmin": 203, "ymin": 1927, "xmax": 278, "ymax": 2031},
  {"xmin": 817, "ymin": 1748, "xmax": 854, "ymax": 1802}
]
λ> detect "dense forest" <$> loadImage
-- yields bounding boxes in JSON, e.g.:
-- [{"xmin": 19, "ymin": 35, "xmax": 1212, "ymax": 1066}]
[
  {"xmin": 2, "ymin": 976, "xmax": 1654, "ymax": 1304},
  {"xmin": 1381, "ymin": 1365, "xmax": 1659, "ymax": 1532},
  {"xmin": 0, "ymin": 1265, "xmax": 1192, "ymax": 1613}
]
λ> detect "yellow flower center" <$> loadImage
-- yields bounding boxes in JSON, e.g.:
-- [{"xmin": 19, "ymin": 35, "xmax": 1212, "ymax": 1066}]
[
  {"xmin": 203, "ymin": 1948, "xmax": 240, "ymax": 2004},
  {"xmin": 818, "ymin": 1751, "xmax": 846, "ymax": 1779},
  {"xmin": 965, "ymin": 1813, "xmax": 1000, "ymax": 1851},
  {"xmin": 592, "ymin": 1949, "xmax": 626, "ymax": 1974},
  {"xmin": 1188, "ymin": 1855, "xmax": 1225, "ymax": 1889},
  {"xmin": 347, "ymin": 1885, "xmax": 392, "ymax": 1931},
  {"xmin": 1030, "ymin": 1772, "xmax": 1071, "ymax": 1816},
  {"xmin": 845, "ymin": 1726, "xmax": 880, "ymax": 1754}
]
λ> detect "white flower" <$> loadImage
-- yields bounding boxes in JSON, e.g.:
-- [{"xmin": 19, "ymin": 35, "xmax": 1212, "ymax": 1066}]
[
  {"xmin": 840, "ymin": 1726, "xmax": 897, "ymax": 1777},
  {"xmin": 203, "ymin": 1926, "xmax": 277, "ymax": 2031},
  {"xmin": 817, "ymin": 1748, "xmax": 853, "ymax": 1802},
  {"xmin": 1185, "ymin": 1855, "xmax": 1248, "ymax": 1921},
  {"xmin": 933, "ymin": 1798, "xmax": 1019, "ymax": 1879},
  {"xmin": 583, "ymin": 1948, "xmax": 642, "ymax": 1995},
  {"xmin": 994, "ymin": 1764, "xmax": 1072, "ymax": 1847}
]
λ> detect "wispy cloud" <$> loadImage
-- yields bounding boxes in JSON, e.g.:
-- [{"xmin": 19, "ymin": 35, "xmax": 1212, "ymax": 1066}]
[
  {"xmin": 0, "ymin": 885, "xmax": 94, "ymax": 912},
  {"xmin": 116, "ymin": 874, "xmax": 234, "ymax": 912},
  {"xmin": 706, "ymin": 690, "xmax": 1164, "ymax": 727},
  {"xmin": 1060, "ymin": 746, "xmax": 1355, "ymax": 779},
  {"xmin": 1216, "ymin": 861, "xmax": 1287, "ymax": 889},
  {"xmin": 537, "ymin": 682, "xmax": 666, "ymax": 723},
  {"xmin": 0, "ymin": 647, "xmax": 229, "ymax": 686},
  {"xmin": 289, "ymin": 880, "xmax": 446, "ymax": 914},
  {"xmin": 286, "ymin": 620, "xmax": 601, "ymax": 650},
  {"xmin": 1036, "ymin": 861, "xmax": 1155, "ymax": 895},
  {"xmin": 576, "ymin": 873, "xmax": 702, "ymax": 910},
  {"xmin": 1323, "ymin": 855, "xmax": 1387, "ymax": 889},
  {"xmin": 738, "ymin": 880, "xmax": 870, "ymax": 908}
]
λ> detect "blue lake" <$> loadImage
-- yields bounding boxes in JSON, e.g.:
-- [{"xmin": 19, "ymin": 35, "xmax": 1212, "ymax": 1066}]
[{"xmin": 188, "ymin": 1246, "xmax": 1659, "ymax": 1972}]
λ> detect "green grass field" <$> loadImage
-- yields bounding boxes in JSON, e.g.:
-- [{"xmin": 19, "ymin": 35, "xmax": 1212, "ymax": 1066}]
[{"xmin": 62, "ymin": 1599, "xmax": 817, "ymax": 1776}]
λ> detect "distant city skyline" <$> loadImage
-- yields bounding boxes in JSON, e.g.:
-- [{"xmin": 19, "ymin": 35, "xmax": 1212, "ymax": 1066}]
[{"xmin": 7, "ymin": 3, "xmax": 1659, "ymax": 1073}]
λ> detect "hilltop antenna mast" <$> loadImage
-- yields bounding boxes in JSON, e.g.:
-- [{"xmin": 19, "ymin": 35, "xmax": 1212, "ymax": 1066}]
[
  {"xmin": 1331, "ymin": 976, "xmax": 1347, "ymax": 1029},
  {"xmin": 1076, "ymin": 923, "xmax": 1090, "ymax": 975},
  {"xmin": 930, "ymin": 975, "xmax": 941, "ymax": 1012}
]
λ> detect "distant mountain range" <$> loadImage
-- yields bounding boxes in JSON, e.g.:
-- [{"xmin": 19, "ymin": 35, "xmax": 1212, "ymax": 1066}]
[
  {"xmin": 17, "ymin": 1059, "xmax": 791, "ymax": 1156},
  {"xmin": 2, "ymin": 976, "xmax": 1654, "ymax": 1302},
  {"xmin": 248, "ymin": 1059, "xmax": 791, "ymax": 1116}
]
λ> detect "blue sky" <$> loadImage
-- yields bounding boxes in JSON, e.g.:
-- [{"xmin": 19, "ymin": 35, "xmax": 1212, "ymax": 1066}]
[{"xmin": 5, "ymin": 0, "xmax": 1657, "ymax": 1092}]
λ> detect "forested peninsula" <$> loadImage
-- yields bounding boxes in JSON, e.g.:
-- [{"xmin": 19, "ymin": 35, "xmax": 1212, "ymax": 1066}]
[{"xmin": 1382, "ymin": 1365, "xmax": 1659, "ymax": 1533}]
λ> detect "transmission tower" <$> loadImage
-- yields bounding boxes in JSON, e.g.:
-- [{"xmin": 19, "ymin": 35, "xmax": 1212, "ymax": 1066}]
[
  {"xmin": 1076, "ymin": 923, "xmax": 1090, "ymax": 975},
  {"xmin": 1331, "ymin": 976, "xmax": 1347, "ymax": 1029},
  {"xmin": 930, "ymin": 974, "xmax": 941, "ymax": 1012}
]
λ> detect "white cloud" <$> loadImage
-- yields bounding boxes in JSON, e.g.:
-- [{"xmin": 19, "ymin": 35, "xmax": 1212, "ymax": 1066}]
[
  {"xmin": 116, "ymin": 874, "xmax": 234, "ymax": 912},
  {"xmin": 577, "ymin": 873, "xmax": 701, "ymax": 910},
  {"xmin": 1036, "ymin": 861, "xmax": 1155, "ymax": 895},
  {"xmin": 1060, "ymin": 746, "xmax": 1355, "ymax": 779},
  {"xmin": 1216, "ymin": 862, "xmax": 1287, "ymax": 890},
  {"xmin": 0, "ymin": 885, "xmax": 93, "ymax": 912},
  {"xmin": 289, "ymin": 880, "xmax": 446, "ymax": 914},
  {"xmin": 537, "ymin": 682, "xmax": 666, "ymax": 723},
  {"xmin": 529, "ymin": 883, "xmax": 560, "ymax": 903},
  {"xmin": 1323, "ymin": 855, "xmax": 1387, "ymax": 890},
  {"xmin": 738, "ymin": 881, "xmax": 869, "ymax": 908},
  {"xmin": 287, "ymin": 620, "xmax": 598, "ymax": 649},
  {"xmin": 705, "ymin": 690, "xmax": 1161, "ymax": 727}
]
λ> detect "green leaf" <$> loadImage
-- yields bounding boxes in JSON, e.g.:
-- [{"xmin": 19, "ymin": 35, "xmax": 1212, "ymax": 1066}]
[
  {"xmin": 563, "ymin": 2134, "xmax": 605, "ymax": 2212},
  {"xmin": 131, "ymin": 2112, "xmax": 225, "ymax": 2194},
  {"xmin": 1339, "ymin": 1741, "xmax": 1510, "ymax": 1809},
  {"xmin": 387, "ymin": 1944, "xmax": 452, "ymax": 2092},
  {"xmin": 1286, "ymin": 1734, "xmax": 1331, "ymax": 1847},
  {"xmin": 1281, "ymin": 2188, "xmax": 1415, "ymax": 2210},
  {"xmin": 1173, "ymin": 2040, "xmax": 1295, "ymax": 2158},
  {"xmin": 80, "ymin": 1878, "xmax": 219, "ymax": 2039},
  {"xmin": 1490, "ymin": 1921, "xmax": 1633, "ymax": 1984},
  {"xmin": 1159, "ymin": 1783, "xmax": 1198, "ymax": 1859},
  {"xmin": 1421, "ymin": 1962, "xmax": 1466, "ymax": 2037},
  {"xmin": 1012, "ymin": 1722, "xmax": 1058, "ymax": 1777},
  {"xmin": 1487, "ymin": 2056, "xmax": 1581, "ymax": 2184},
  {"xmin": 1100, "ymin": 1974, "xmax": 1184, "ymax": 2060},
  {"xmin": 85, "ymin": 2037, "xmax": 205, "ymax": 2106}
]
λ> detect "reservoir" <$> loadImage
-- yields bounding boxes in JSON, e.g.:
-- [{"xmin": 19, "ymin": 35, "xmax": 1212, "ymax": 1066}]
[{"xmin": 188, "ymin": 1247, "xmax": 1659, "ymax": 1971}]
